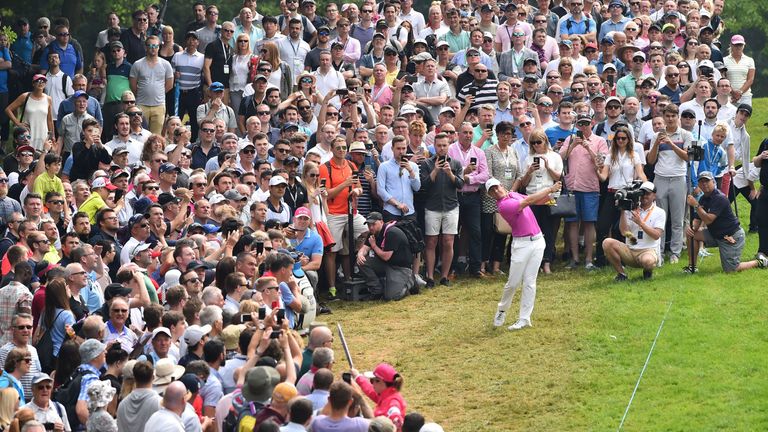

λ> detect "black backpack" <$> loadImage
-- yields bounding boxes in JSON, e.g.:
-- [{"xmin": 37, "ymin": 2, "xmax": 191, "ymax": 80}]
[
  {"xmin": 385, "ymin": 219, "xmax": 425, "ymax": 254},
  {"xmin": 53, "ymin": 366, "xmax": 97, "ymax": 432},
  {"xmin": 222, "ymin": 393, "xmax": 265, "ymax": 432}
]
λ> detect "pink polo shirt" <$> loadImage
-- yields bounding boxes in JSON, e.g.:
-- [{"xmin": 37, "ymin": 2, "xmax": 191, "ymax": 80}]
[
  {"xmin": 497, "ymin": 192, "xmax": 541, "ymax": 237},
  {"xmin": 558, "ymin": 134, "xmax": 609, "ymax": 192}
]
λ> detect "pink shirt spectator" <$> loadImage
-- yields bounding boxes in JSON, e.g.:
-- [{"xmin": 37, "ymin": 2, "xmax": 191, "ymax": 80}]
[
  {"xmin": 558, "ymin": 134, "xmax": 609, "ymax": 192},
  {"xmin": 333, "ymin": 37, "xmax": 362, "ymax": 64},
  {"xmin": 494, "ymin": 22, "xmax": 533, "ymax": 52},
  {"xmin": 371, "ymin": 83, "xmax": 393, "ymax": 107},
  {"xmin": 497, "ymin": 192, "xmax": 542, "ymax": 237},
  {"xmin": 447, "ymin": 142, "xmax": 490, "ymax": 192}
]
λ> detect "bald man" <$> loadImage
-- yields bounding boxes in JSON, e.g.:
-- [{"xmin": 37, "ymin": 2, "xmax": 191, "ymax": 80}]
[
  {"xmin": 298, "ymin": 326, "xmax": 333, "ymax": 378},
  {"xmin": 144, "ymin": 381, "xmax": 186, "ymax": 432}
]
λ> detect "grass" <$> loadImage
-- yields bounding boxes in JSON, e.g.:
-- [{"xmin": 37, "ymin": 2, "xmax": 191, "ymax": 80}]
[{"xmin": 319, "ymin": 98, "xmax": 768, "ymax": 431}]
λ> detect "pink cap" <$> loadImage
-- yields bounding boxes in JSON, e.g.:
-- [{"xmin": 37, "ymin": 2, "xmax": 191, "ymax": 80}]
[
  {"xmin": 92, "ymin": 177, "xmax": 117, "ymax": 191},
  {"xmin": 294, "ymin": 207, "xmax": 311, "ymax": 219},
  {"xmin": 364, "ymin": 363, "xmax": 398, "ymax": 383},
  {"xmin": 731, "ymin": 35, "xmax": 745, "ymax": 45}
]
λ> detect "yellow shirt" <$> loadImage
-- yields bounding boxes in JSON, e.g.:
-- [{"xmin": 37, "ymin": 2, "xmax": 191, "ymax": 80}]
[
  {"xmin": 79, "ymin": 192, "xmax": 108, "ymax": 224},
  {"xmin": 43, "ymin": 245, "xmax": 60, "ymax": 265},
  {"xmin": 33, "ymin": 172, "xmax": 65, "ymax": 201}
]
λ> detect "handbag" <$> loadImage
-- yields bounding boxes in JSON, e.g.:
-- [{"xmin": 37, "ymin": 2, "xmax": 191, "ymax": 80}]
[
  {"xmin": 35, "ymin": 310, "xmax": 63, "ymax": 374},
  {"xmin": 315, "ymin": 196, "xmax": 336, "ymax": 249},
  {"xmin": 549, "ymin": 159, "xmax": 578, "ymax": 218},
  {"xmin": 494, "ymin": 212, "xmax": 513, "ymax": 235}
]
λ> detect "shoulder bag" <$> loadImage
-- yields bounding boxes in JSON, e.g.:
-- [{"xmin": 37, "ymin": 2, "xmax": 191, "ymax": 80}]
[{"xmin": 549, "ymin": 158, "xmax": 578, "ymax": 218}]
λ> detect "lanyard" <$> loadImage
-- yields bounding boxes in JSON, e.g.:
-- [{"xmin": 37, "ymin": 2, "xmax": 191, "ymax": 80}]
[
  {"xmin": 221, "ymin": 40, "xmax": 231, "ymax": 62},
  {"xmin": 641, "ymin": 204, "xmax": 655, "ymax": 223},
  {"xmin": 495, "ymin": 144, "xmax": 513, "ymax": 168}
]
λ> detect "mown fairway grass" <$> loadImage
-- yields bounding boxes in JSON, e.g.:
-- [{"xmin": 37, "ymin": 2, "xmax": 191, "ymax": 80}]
[{"xmin": 323, "ymin": 99, "xmax": 768, "ymax": 431}]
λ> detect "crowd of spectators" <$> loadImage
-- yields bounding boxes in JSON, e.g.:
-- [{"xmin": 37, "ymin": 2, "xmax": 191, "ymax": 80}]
[{"xmin": 0, "ymin": 0, "xmax": 764, "ymax": 429}]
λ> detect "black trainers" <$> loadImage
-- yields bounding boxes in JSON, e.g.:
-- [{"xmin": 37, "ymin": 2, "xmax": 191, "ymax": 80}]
[
  {"xmin": 425, "ymin": 278, "xmax": 435, "ymax": 288},
  {"xmin": 318, "ymin": 304, "xmax": 333, "ymax": 314},
  {"xmin": 614, "ymin": 273, "xmax": 628, "ymax": 282},
  {"xmin": 643, "ymin": 270, "xmax": 653, "ymax": 280},
  {"xmin": 439, "ymin": 277, "xmax": 451, "ymax": 286},
  {"xmin": 682, "ymin": 265, "xmax": 698, "ymax": 274}
]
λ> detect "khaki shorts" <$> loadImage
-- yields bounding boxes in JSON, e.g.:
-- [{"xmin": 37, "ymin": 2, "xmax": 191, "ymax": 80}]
[
  {"xmin": 424, "ymin": 207, "xmax": 460, "ymax": 236},
  {"xmin": 616, "ymin": 243, "xmax": 658, "ymax": 269},
  {"xmin": 327, "ymin": 213, "xmax": 368, "ymax": 254}
]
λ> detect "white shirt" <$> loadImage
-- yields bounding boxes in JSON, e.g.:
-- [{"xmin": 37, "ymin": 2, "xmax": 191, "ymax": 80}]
[
  {"xmin": 399, "ymin": 9, "xmax": 426, "ymax": 34},
  {"xmin": 45, "ymin": 70, "xmax": 73, "ymax": 117},
  {"xmin": 105, "ymin": 136, "xmax": 144, "ymax": 165},
  {"xmin": 277, "ymin": 37, "xmax": 311, "ymax": 81},
  {"xmin": 624, "ymin": 203, "xmax": 666, "ymax": 250},
  {"xmin": 604, "ymin": 151, "xmax": 643, "ymax": 190},
  {"xmin": 144, "ymin": 408, "xmax": 185, "ymax": 432},
  {"xmin": 312, "ymin": 69, "xmax": 346, "ymax": 99}
]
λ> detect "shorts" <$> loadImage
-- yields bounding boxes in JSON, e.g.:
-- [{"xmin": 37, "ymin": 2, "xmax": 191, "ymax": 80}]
[
  {"xmin": 565, "ymin": 191, "xmax": 599, "ymax": 223},
  {"xmin": 615, "ymin": 243, "xmax": 658, "ymax": 269},
  {"xmin": 424, "ymin": 207, "xmax": 460, "ymax": 236},
  {"xmin": 703, "ymin": 227, "xmax": 745, "ymax": 272},
  {"xmin": 327, "ymin": 213, "xmax": 368, "ymax": 254}
]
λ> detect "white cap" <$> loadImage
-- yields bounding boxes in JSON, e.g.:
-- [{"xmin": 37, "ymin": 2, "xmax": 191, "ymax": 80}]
[
  {"xmin": 269, "ymin": 176, "xmax": 288, "ymax": 187},
  {"xmin": 208, "ymin": 194, "xmax": 227, "ymax": 205},
  {"xmin": 400, "ymin": 104, "xmax": 418, "ymax": 115},
  {"xmin": 485, "ymin": 178, "xmax": 501, "ymax": 191}
]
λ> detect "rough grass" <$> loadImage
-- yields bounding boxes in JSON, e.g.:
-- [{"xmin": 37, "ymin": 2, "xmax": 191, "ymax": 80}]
[{"xmin": 321, "ymin": 99, "xmax": 768, "ymax": 431}]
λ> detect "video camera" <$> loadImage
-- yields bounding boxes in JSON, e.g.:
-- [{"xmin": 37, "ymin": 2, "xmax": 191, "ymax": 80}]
[
  {"xmin": 615, "ymin": 180, "xmax": 646, "ymax": 211},
  {"xmin": 687, "ymin": 139, "xmax": 704, "ymax": 161}
]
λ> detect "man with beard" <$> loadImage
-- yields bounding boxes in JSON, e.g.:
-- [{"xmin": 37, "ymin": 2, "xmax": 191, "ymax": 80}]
[{"xmin": 105, "ymin": 114, "xmax": 143, "ymax": 165}]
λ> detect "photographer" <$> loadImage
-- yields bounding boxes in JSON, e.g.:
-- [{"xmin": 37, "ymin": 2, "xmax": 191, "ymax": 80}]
[
  {"xmin": 356, "ymin": 212, "xmax": 414, "ymax": 301},
  {"xmin": 685, "ymin": 171, "xmax": 768, "ymax": 273},
  {"xmin": 603, "ymin": 182, "xmax": 666, "ymax": 281}
]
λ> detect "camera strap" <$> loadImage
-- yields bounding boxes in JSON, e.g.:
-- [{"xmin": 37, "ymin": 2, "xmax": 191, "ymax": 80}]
[{"xmin": 640, "ymin": 204, "xmax": 655, "ymax": 223}]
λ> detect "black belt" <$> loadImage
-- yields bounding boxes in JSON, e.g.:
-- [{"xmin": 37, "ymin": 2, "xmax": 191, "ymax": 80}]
[
  {"xmin": 180, "ymin": 88, "xmax": 201, "ymax": 94},
  {"xmin": 458, "ymin": 190, "xmax": 479, "ymax": 196}
]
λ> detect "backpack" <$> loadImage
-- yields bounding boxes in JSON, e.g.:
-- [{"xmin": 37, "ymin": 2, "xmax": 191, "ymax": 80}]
[
  {"xmin": 222, "ymin": 393, "xmax": 265, "ymax": 432},
  {"xmin": 383, "ymin": 219, "xmax": 425, "ymax": 254},
  {"xmin": 53, "ymin": 366, "xmax": 97, "ymax": 432},
  {"xmin": 566, "ymin": 16, "xmax": 591, "ymax": 33},
  {"xmin": 33, "ymin": 310, "xmax": 63, "ymax": 373}
]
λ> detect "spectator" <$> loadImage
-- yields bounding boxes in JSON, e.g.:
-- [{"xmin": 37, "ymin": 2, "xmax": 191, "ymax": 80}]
[{"xmin": 129, "ymin": 36, "xmax": 174, "ymax": 134}]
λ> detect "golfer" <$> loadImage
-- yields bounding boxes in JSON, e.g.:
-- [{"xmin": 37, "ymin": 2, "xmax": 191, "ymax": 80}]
[{"xmin": 487, "ymin": 178, "xmax": 562, "ymax": 331}]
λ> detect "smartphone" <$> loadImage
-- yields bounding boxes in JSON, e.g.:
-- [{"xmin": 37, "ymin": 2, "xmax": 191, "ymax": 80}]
[
  {"xmin": 485, "ymin": 124, "xmax": 493, "ymax": 131},
  {"xmin": 340, "ymin": 121, "xmax": 353, "ymax": 128},
  {"xmin": 270, "ymin": 330, "xmax": 282, "ymax": 339},
  {"xmin": 276, "ymin": 309, "xmax": 285, "ymax": 325},
  {"xmin": 405, "ymin": 74, "xmax": 418, "ymax": 84},
  {"xmin": 401, "ymin": 156, "xmax": 409, "ymax": 163},
  {"xmin": 241, "ymin": 313, "xmax": 253, "ymax": 322},
  {"xmin": 320, "ymin": 178, "xmax": 327, "ymax": 188},
  {"xmin": 113, "ymin": 188, "xmax": 124, "ymax": 203},
  {"xmin": 470, "ymin": 157, "xmax": 477, "ymax": 165},
  {"xmin": 43, "ymin": 423, "xmax": 55, "ymax": 432},
  {"xmin": 576, "ymin": 130, "xmax": 584, "ymax": 139},
  {"xmin": 342, "ymin": 372, "xmax": 352, "ymax": 384},
  {"xmin": 271, "ymin": 301, "xmax": 279, "ymax": 309},
  {"xmin": 281, "ymin": 222, "xmax": 291, "ymax": 228},
  {"xmin": 185, "ymin": 204, "xmax": 192, "ymax": 218},
  {"xmin": 336, "ymin": 88, "xmax": 349, "ymax": 96},
  {"xmin": 258, "ymin": 307, "xmax": 266, "ymax": 320},
  {"xmin": 534, "ymin": 156, "xmax": 541, "ymax": 166},
  {"xmin": 255, "ymin": 241, "xmax": 264, "ymax": 255},
  {"xmin": 365, "ymin": 142, "xmax": 373, "ymax": 150},
  {"xmin": 438, "ymin": 155, "xmax": 446, "ymax": 164},
  {"xmin": 607, "ymin": 74, "xmax": 615, "ymax": 87},
  {"xmin": 286, "ymin": 225, "xmax": 297, "ymax": 232}
]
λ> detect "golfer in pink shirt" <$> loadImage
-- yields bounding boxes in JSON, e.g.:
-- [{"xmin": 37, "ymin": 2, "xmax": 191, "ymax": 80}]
[{"xmin": 487, "ymin": 177, "xmax": 561, "ymax": 331}]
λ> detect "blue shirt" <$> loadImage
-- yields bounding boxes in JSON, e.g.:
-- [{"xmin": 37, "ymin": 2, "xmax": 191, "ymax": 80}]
[
  {"xmin": 11, "ymin": 32, "xmax": 33, "ymax": 64},
  {"xmin": 691, "ymin": 141, "xmax": 727, "ymax": 188},
  {"xmin": 82, "ymin": 273, "xmax": 105, "ymax": 314},
  {"xmin": 279, "ymin": 282, "xmax": 297, "ymax": 328},
  {"xmin": 559, "ymin": 15, "xmax": 596, "ymax": 37},
  {"xmin": 545, "ymin": 125, "xmax": 576, "ymax": 148},
  {"xmin": 598, "ymin": 17, "xmax": 630, "ymax": 41},
  {"xmin": 51, "ymin": 309, "xmax": 76, "ymax": 356},
  {"xmin": 40, "ymin": 43, "xmax": 83, "ymax": 78},
  {"xmin": 56, "ymin": 95, "xmax": 104, "ymax": 125},
  {"xmin": 291, "ymin": 229, "xmax": 323, "ymax": 258},
  {"xmin": 376, "ymin": 158, "xmax": 421, "ymax": 216},
  {"xmin": 0, "ymin": 47, "xmax": 10, "ymax": 93},
  {"xmin": 77, "ymin": 364, "xmax": 102, "ymax": 402}
]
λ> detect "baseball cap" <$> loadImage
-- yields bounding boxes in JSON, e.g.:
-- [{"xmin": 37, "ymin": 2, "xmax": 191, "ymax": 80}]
[
  {"xmin": 157, "ymin": 192, "xmax": 181, "ymax": 206},
  {"xmin": 73, "ymin": 90, "xmax": 88, "ymax": 99},
  {"xmin": 32, "ymin": 373, "xmax": 54, "ymax": 385},
  {"xmin": 224, "ymin": 189, "xmax": 247, "ymax": 201},
  {"xmin": 633, "ymin": 51, "xmax": 646, "ymax": 60},
  {"xmin": 294, "ymin": 207, "xmax": 311, "ymax": 219},
  {"xmin": 376, "ymin": 19, "xmax": 388, "ymax": 29},
  {"xmin": 269, "ymin": 176, "xmax": 288, "ymax": 187},
  {"xmin": 210, "ymin": 82, "xmax": 225, "ymax": 92},
  {"xmin": 363, "ymin": 363, "xmax": 399, "ymax": 383},
  {"xmin": 281, "ymin": 122, "xmax": 299, "ymax": 132},
  {"xmin": 639, "ymin": 181, "xmax": 656, "ymax": 193},
  {"xmin": 480, "ymin": 4, "xmax": 493, "ymax": 12},
  {"xmin": 558, "ymin": 39, "xmax": 572, "ymax": 47},
  {"xmin": 185, "ymin": 31, "xmax": 199, "ymax": 40},
  {"xmin": 485, "ymin": 178, "xmax": 501, "ymax": 191},
  {"xmin": 373, "ymin": 32, "xmax": 386, "ymax": 40},
  {"xmin": 603, "ymin": 63, "xmax": 617, "ymax": 72},
  {"xmin": 184, "ymin": 324, "xmax": 212, "ymax": 345},
  {"xmin": 439, "ymin": 106, "xmax": 456, "ymax": 116},
  {"xmin": 698, "ymin": 171, "xmax": 715, "ymax": 182},
  {"xmin": 698, "ymin": 59, "xmax": 714, "ymax": 70},
  {"xmin": 400, "ymin": 104, "xmax": 418, "ymax": 115},
  {"xmin": 731, "ymin": 34, "xmax": 745, "ymax": 45},
  {"xmin": 413, "ymin": 38, "xmax": 429, "ymax": 47},
  {"xmin": 576, "ymin": 113, "xmax": 592, "ymax": 124},
  {"xmin": 159, "ymin": 162, "xmax": 181, "ymax": 174},
  {"xmin": 284, "ymin": 155, "xmax": 300, "ymax": 166},
  {"xmin": 33, "ymin": 74, "xmax": 47, "ymax": 82},
  {"xmin": 16, "ymin": 145, "xmax": 34, "ymax": 154},
  {"xmin": 600, "ymin": 35, "xmax": 615, "ymax": 45},
  {"xmin": 152, "ymin": 327, "xmax": 172, "ymax": 339},
  {"xmin": 523, "ymin": 74, "xmax": 539, "ymax": 82},
  {"xmin": 92, "ymin": 177, "xmax": 118, "ymax": 191},
  {"xmin": 737, "ymin": 103, "xmax": 752, "ymax": 116},
  {"xmin": 436, "ymin": 40, "xmax": 449, "ymax": 49},
  {"xmin": 188, "ymin": 259, "xmax": 211, "ymax": 270},
  {"xmin": 128, "ymin": 242, "xmax": 152, "ymax": 260},
  {"xmin": 662, "ymin": 23, "xmax": 676, "ymax": 33},
  {"xmin": 365, "ymin": 212, "xmax": 383, "ymax": 224}
]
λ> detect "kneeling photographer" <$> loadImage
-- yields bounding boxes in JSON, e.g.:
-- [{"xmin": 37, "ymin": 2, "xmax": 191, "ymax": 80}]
[
  {"xmin": 602, "ymin": 181, "xmax": 666, "ymax": 281},
  {"xmin": 356, "ymin": 212, "xmax": 414, "ymax": 301},
  {"xmin": 685, "ymin": 171, "xmax": 768, "ymax": 273}
]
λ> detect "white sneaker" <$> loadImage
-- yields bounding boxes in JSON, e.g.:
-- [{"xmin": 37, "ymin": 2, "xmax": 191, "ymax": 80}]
[
  {"xmin": 493, "ymin": 311, "xmax": 506, "ymax": 327},
  {"xmin": 508, "ymin": 319, "xmax": 532, "ymax": 331},
  {"xmin": 414, "ymin": 274, "xmax": 427, "ymax": 287},
  {"xmin": 669, "ymin": 254, "xmax": 680, "ymax": 264}
]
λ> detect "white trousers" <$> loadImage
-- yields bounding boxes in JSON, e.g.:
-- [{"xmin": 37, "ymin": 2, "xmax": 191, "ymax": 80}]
[{"xmin": 498, "ymin": 235, "xmax": 546, "ymax": 321}]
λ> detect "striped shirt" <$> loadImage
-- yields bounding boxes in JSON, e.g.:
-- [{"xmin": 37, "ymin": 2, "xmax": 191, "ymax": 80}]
[
  {"xmin": 172, "ymin": 50, "xmax": 205, "ymax": 90},
  {"xmin": 723, "ymin": 54, "xmax": 755, "ymax": 97},
  {"xmin": 457, "ymin": 79, "xmax": 499, "ymax": 109}
]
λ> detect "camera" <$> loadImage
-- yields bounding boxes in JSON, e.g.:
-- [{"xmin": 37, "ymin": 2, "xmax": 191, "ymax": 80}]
[
  {"xmin": 614, "ymin": 180, "xmax": 645, "ymax": 211},
  {"xmin": 699, "ymin": 66, "xmax": 714, "ymax": 78},
  {"xmin": 687, "ymin": 140, "xmax": 704, "ymax": 161}
]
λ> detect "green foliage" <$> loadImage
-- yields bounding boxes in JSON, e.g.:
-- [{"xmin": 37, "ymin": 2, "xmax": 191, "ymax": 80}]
[
  {"xmin": 1, "ymin": 26, "xmax": 17, "ymax": 45},
  {"xmin": 721, "ymin": 0, "xmax": 768, "ymax": 97}
]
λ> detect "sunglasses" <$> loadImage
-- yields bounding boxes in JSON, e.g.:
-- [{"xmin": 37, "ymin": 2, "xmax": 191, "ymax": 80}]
[
  {"xmin": 222, "ymin": 29, "xmax": 235, "ymax": 33},
  {"xmin": 276, "ymin": 148, "xmax": 291, "ymax": 153},
  {"xmin": 327, "ymin": 112, "xmax": 339, "ymax": 117},
  {"xmin": 146, "ymin": 44, "xmax": 159, "ymax": 49},
  {"xmin": 144, "ymin": 186, "xmax": 159, "ymax": 191},
  {"xmin": 538, "ymin": 102, "xmax": 553, "ymax": 107},
  {"xmin": 128, "ymin": 111, "xmax": 142, "ymax": 116},
  {"xmin": 475, "ymin": 69, "xmax": 488, "ymax": 73},
  {"xmin": 518, "ymin": 121, "xmax": 532, "ymax": 127},
  {"xmin": 308, "ymin": 173, "xmax": 319, "ymax": 178},
  {"xmin": 58, "ymin": 32, "xmax": 70, "ymax": 37},
  {"xmin": 572, "ymin": 88, "xmax": 584, "ymax": 92},
  {"xmin": 300, "ymin": 78, "xmax": 313, "ymax": 84},
  {"xmin": 319, "ymin": 31, "xmax": 330, "ymax": 36},
  {"xmin": 241, "ymin": 149, "xmax": 256, "ymax": 154},
  {"xmin": 530, "ymin": 140, "xmax": 544, "ymax": 145},
  {"xmin": 510, "ymin": 83, "xmax": 522, "ymax": 87},
  {"xmin": 238, "ymin": 39, "xmax": 249, "ymax": 44},
  {"xmin": 123, "ymin": 100, "xmax": 136, "ymax": 104},
  {"xmin": 135, "ymin": 17, "xmax": 149, "ymax": 21},
  {"xmin": 15, "ymin": 325, "xmax": 33, "ymax": 330},
  {"xmin": 193, "ymin": 182, "xmax": 207, "ymax": 187},
  {"xmin": 606, "ymin": 105, "xmax": 621, "ymax": 109},
  {"xmin": 666, "ymin": 73, "xmax": 679, "ymax": 77},
  {"xmin": 534, "ymin": 19, "xmax": 547, "ymax": 23},
  {"xmin": 547, "ymin": 75, "xmax": 560, "ymax": 79},
  {"xmin": 111, "ymin": 308, "xmax": 128, "ymax": 313},
  {"xmin": 512, "ymin": 32, "xmax": 526, "ymax": 37},
  {"xmin": 257, "ymin": 111, "xmax": 270, "ymax": 115},
  {"xmin": 20, "ymin": 152, "xmax": 34, "ymax": 157},
  {"xmin": 0, "ymin": 179, "xmax": 8, "ymax": 184},
  {"xmin": 184, "ymin": 277, "xmax": 201, "ymax": 284},
  {"xmin": 335, "ymin": 146, "xmax": 348, "ymax": 150},
  {"xmin": 202, "ymin": 128, "xmax": 215, "ymax": 133},
  {"xmin": 47, "ymin": 200, "xmax": 64, "ymax": 205}
]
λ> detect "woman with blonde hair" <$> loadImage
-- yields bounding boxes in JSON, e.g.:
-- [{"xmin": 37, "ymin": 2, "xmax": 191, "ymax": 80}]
[
  {"xmin": 0, "ymin": 387, "xmax": 20, "ymax": 431},
  {"xmin": 519, "ymin": 128, "xmax": 564, "ymax": 274},
  {"xmin": 302, "ymin": 161, "xmax": 329, "ymax": 226},
  {"xmin": 230, "ymin": 33, "xmax": 254, "ymax": 117},
  {"xmin": 557, "ymin": 58, "xmax": 574, "ymax": 94},
  {"xmin": 258, "ymin": 42, "xmax": 293, "ymax": 99}
]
